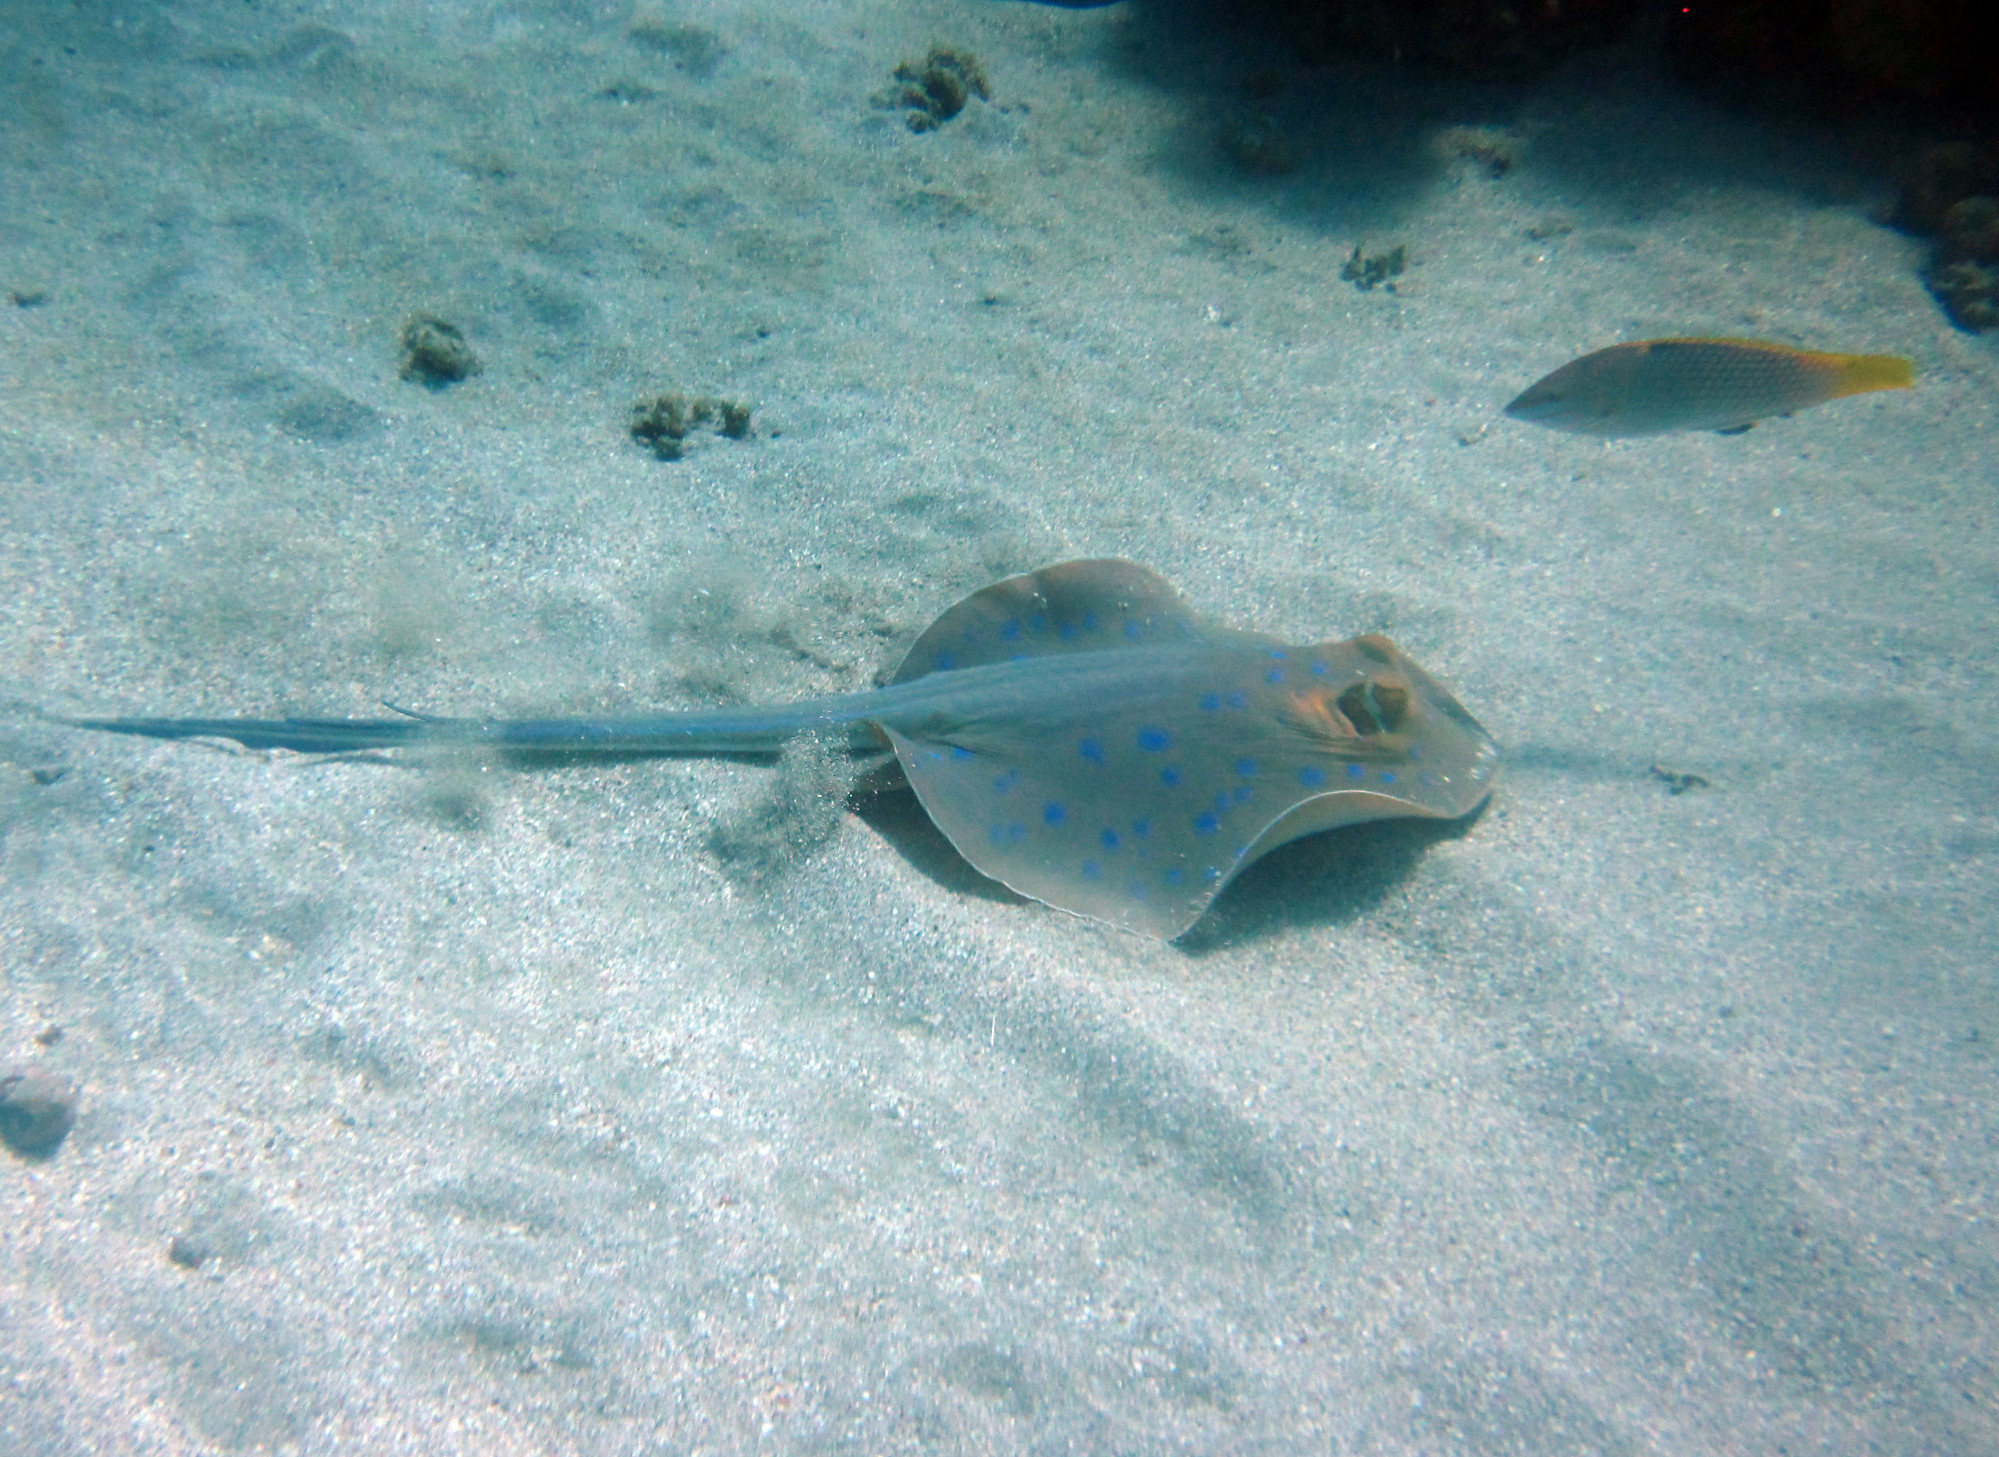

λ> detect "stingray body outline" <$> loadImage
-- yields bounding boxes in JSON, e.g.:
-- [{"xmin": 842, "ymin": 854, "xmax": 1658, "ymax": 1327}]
[{"xmin": 65, "ymin": 560, "xmax": 1499, "ymax": 938}]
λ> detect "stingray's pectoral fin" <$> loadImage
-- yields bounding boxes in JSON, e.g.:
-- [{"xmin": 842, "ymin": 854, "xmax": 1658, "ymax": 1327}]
[
  {"xmin": 882, "ymin": 725, "xmax": 1224, "ymax": 938},
  {"xmin": 891, "ymin": 559, "xmax": 1202, "ymax": 685}
]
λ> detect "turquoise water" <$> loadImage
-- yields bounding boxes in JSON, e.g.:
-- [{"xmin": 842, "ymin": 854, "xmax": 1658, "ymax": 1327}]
[{"xmin": 2, "ymin": 3, "xmax": 1992, "ymax": 1453}]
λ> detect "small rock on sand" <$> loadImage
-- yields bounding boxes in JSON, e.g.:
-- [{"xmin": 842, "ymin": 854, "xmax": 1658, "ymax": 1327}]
[{"xmin": 0, "ymin": 1064, "xmax": 79, "ymax": 1159}]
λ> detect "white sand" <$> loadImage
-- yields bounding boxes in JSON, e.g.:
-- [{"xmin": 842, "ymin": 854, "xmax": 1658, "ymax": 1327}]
[{"xmin": 2, "ymin": 2, "xmax": 1994, "ymax": 1452}]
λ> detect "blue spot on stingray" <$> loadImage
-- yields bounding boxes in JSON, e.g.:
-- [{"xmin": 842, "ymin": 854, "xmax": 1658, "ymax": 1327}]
[
  {"xmin": 1131, "ymin": 818, "xmax": 1151, "ymax": 839},
  {"xmin": 1137, "ymin": 727, "xmax": 1170, "ymax": 752},
  {"xmin": 1194, "ymin": 811, "xmax": 1220, "ymax": 836},
  {"xmin": 1226, "ymin": 691, "xmax": 1249, "ymax": 710},
  {"xmin": 993, "ymin": 768, "xmax": 1021, "ymax": 794},
  {"xmin": 1379, "ymin": 771, "xmax": 1397, "ymax": 785},
  {"xmin": 1159, "ymin": 766, "xmax": 1182, "ymax": 787},
  {"xmin": 1266, "ymin": 668, "xmax": 1285, "ymax": 684},
  {"xmin": 1059, "ymin": 620, "xmax": 1078, "ymax": 640},
  {"xmin": 1233, "ymin": 785, "xmax": 1254, "ymax": 805},
  {"xmin": 1164, "ymin": 867, "xmax": 1186, "ymax": 886},
  {"xmin": 1298, "ymin": 765, "xmax": 1328, "ymax": 787},
  {"xmin": 1311, "ymin": 660, "xmax": 1329, "ymax": 675},
  {"xmin": 1203, "ymin": 866, "xmax": 1223, "ymax": 882},
  {"xmin": 1200, "ymin": 692, "xmax": 1222, "ymax": 712},
  {"xmin": 1078, "ymin": 736, "xmax": 1106, "ymax": 764},
  {"xmin": 1043, "ymin": 801, "xmax": 1067, "ymax": 826},
  {"xmin": 1000, "ymin": 619, "xmax": 1021, "ymax": 641},
  {"xmin": 1081, "ymin": 859, "xmax": 1102, "ymax": 881},
  {"xmin": 1233, "ymin": 757, "xmax": 1258, "ymax": 777},
  {"xmin": 1100, "ymin": 828, "xmax": 1121, "ymax": 851},
  {"xmin": 1346, "ymin": 763, "xmax": 1365, "ymax": 780},
  {"xmin": 1123, "ymin": 619, "xmax": 1142, "ymax": 639},
  {"xmin": 988, "ymin": 824, "xmax": 1008, "ymax": 847},
  {"xmin": 937, "ymin": 650, "xmax": 957, "ymax": 671},
  {"xmin": 922, "ymin": 750, "xmax": 942, "ymax": 763},
  {"xmin": 951, "ymin": 745, "xmax": 974, "ymax": 760},
  {"xmin": 1269, "ymin": 649, "xmax": 1287, "ymax": 659}
]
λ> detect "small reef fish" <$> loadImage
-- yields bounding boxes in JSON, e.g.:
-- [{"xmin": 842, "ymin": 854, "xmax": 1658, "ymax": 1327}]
[
  {"xmin": 1504, "ymin": 337, "xmax": 1915, "ymax": 437},
  {"xmin": 63, "ymin": 561, "xmax": 1498, "ymax": 940}
]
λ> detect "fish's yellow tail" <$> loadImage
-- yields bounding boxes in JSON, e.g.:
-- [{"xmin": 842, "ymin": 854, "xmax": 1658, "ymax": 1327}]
[{"xmin": 1830, "ymin": 352, "xmax": 1916, "ymax": 398}]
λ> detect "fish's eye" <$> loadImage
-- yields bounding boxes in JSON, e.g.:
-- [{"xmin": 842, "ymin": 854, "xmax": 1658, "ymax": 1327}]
[{"xmin": 1337, "ymin": 677, "xmax": 1411, "ymax": 735}]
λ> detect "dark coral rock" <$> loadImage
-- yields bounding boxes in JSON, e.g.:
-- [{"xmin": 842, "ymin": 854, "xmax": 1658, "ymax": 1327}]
[
  {"xmin": 629, "ymin": 393, "xmax": 753, "ymax": 460},
  {"xmin": 1341, "ymin": 243, "xmax": 1407, "ymax": 292},
  {"xmin": 875, "ymin": 48, "xmax": 990, "ymax": 133},
  {"xmin": 630, "ymin": 393, "xmax": 692, "ymax": 459},
  {"xmin": 1926, "ymin": 259, "xmax": 1999, "ymax": 331},
  {"xmin": 1437, "ymin": 124, "xmax": 1521, "ymax": 177},
  {"xmin": 1895, "ymin": 144, "xmax": 1999, "ymax": 332},
  {"xmin": 1941, "ymin": 195, "xmax": 1999, "ymax": 264},
  {"xmin": 399, "ymin": 316, "xmax": 482, "ymax": 388}
]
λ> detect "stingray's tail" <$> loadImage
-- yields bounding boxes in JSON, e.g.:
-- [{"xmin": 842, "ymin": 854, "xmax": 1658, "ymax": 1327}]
[
  {"xmin": 58, "ymin": 686, "xmax": 896, "ymax": 755},
  {"xmin": 57, "ymin": 712, "xmax": 462, "ymax": 754},
  {"xmin": 58, "ymin": 703, "xmax": 887, "ymax": 755}
]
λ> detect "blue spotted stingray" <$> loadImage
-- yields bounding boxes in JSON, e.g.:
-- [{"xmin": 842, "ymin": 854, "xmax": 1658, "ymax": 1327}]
[{"xmin": 66, "ymin": 560, "xmax": 1498, "ymax": 938}]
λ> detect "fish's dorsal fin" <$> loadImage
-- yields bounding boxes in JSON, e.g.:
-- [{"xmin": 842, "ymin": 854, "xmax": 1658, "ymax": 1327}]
[{"xmin": 892, "ymin": 559, "xmax": 1204, "ymax": 684}]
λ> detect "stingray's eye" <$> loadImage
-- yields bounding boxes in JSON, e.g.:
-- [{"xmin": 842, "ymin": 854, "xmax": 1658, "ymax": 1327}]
[{"xmin": 1337, "ymin": 677, "xmax": 1411, "ymax": 735}]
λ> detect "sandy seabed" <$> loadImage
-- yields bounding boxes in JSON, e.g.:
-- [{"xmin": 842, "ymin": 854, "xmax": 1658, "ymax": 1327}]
[{"xmin": 2, "ymin": 2, "xmax": 1994, "ymax": 1453}]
